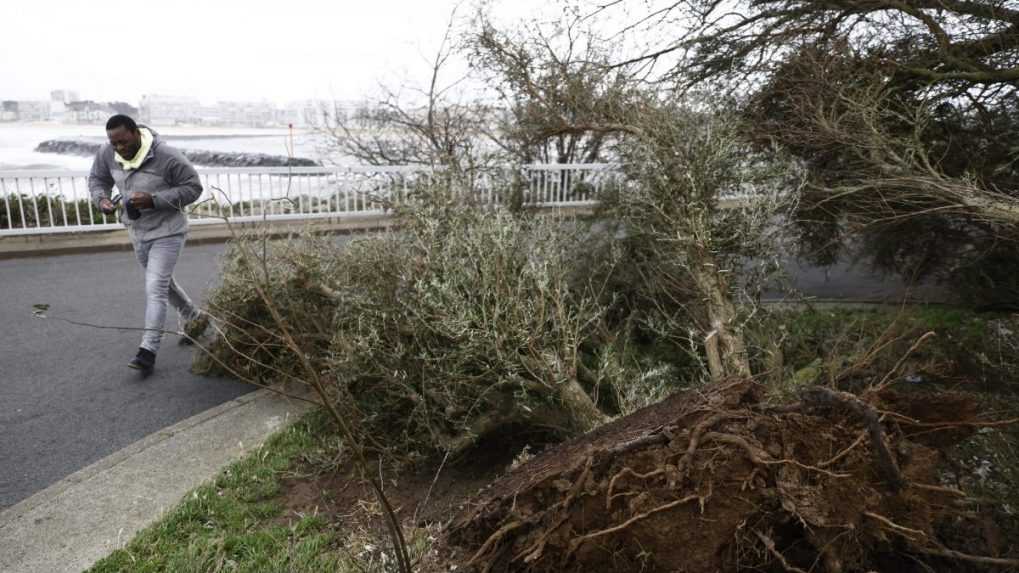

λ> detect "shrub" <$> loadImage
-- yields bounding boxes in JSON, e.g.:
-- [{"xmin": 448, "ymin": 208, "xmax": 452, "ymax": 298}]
[
  {"xmin": 324, "ymin": 200, "xmax": 608, "ymax": 460},
  {"xmin": 193, "ymin": 230, "xmax": 345, "ymax": 385},
  {"xmin": 198, "ymin": 195, "xmax": 612, "ymax": 461},
  {"xmin": 0, "ymin": 194, "xmax": 108, "ymax": 230}
]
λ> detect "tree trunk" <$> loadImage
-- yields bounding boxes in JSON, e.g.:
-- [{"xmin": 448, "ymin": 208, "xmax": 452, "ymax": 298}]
[
  {"xmin": 558, "ymin": 378, "xmax": 611, "ymax": 432},
  {"xmin": 688, "ymin": 247, "xmax": 751, "ymax": 380}
]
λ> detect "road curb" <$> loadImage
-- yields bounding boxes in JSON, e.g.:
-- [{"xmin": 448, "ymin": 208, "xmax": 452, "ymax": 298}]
[
  {"xmin": 760, "ymin": 298, "xmax": 957, "ymax": 309},
  {"xmin": 0, "ymin": 386, "xmax": 317, "ymax": 573}
]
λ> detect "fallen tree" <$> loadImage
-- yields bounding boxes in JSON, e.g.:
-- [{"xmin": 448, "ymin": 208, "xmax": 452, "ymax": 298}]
[{"xmin": 595, "ymin": 0, "xmax": 1019, "ymax": 304}]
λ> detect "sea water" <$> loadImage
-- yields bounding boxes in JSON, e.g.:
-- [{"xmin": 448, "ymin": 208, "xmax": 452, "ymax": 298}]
[{"xmin": 0, "ymin": 124, "xmax": 327, "ymax": 171}]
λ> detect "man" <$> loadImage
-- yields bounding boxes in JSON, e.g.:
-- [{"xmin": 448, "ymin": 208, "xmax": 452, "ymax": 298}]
[{"xmin": 89, "ymin": 114, "xmax": 209, "ymax": 375}]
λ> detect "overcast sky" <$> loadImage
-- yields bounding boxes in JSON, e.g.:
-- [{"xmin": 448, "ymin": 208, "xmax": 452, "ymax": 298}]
[{"xmin": 1, "ymin": 0, "xmax": 552, "ymax": 105}]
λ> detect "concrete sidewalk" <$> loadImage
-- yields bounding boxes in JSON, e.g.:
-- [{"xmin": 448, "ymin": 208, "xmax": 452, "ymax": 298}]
[
  {"xmin": 0, "ymin": 206, "xmax": 594, "ymax": 260},
  {"xmin": 0, "ymin": 388, "xmax": 316, "ymax": 573},
  {"xmin": 0, "ymin": 214, "xmax": 395, "ymax": 260}
]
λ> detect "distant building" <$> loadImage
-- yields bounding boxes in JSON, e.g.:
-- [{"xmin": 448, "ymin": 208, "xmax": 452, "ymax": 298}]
[
  {"xmin": 66, "ymin": 101, "xmax": 115, "ymax": 124},
  {"xmin": 195, "ymin": 104, "xmax": 225, "ymax": 125},
  {"xmin": 108, "ymin": 101, "xmax": 140, "ymax": 118},
  {"xmin": 1, "ymin": 101, "xmax": 17, "ymax": 122},
  {"xmin": 0, "ymin": 100, "xmax": 51, "ymax": 122},
  {"xmin": 349, "ymin": 101, "xmax": 390, "ymax": 130},
  {"xmin": 50, "ymin": 90, "xmax": 80, "ymax": 104},
  {"xmin": 140, "ymin": 94, "xmax": 200, "ymax": 125},
  {"xmin": 332, "ymin": 100, "xmax": 359, "ymax": 124},
  {"xmin": 70, "ymin": 95, "xmax": 381, "ymax": 128},
  {"xmin": 50, "ymin": 101, "xmax": 68, "ymax": 123},
  {"xmin": 50, "ymin": 90, "xmax": 80, "ymax": 123},
  {"xmin": 285, "ymin": 100, "xmax": 328, "ymax": 127},
  {"xmin": 216, "ymin": 100, "xmax": 277, "ymax": 127},
  {"xmin": 284, "ymin": 100, "xmax": 364, "ymax": 128}
]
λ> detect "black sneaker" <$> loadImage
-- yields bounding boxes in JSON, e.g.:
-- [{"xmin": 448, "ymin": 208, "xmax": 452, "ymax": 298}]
[
  {"xmin": 128, "ymin": 347, "xmax": 156, "ymax": 375},
  {"xmin": 179, "ymin": 312, "xmax": 210, "ymax": 346}
]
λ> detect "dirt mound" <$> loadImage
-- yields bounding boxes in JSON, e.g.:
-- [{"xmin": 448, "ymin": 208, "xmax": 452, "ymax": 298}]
[{"xmin": 431, "ymin": 380, "xmax": 1015, "ymax": 572}]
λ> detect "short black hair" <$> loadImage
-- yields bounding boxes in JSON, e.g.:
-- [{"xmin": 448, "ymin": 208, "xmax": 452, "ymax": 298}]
[{"xmin": 105, "ymin": 114, "xmax": 138, "ymax": 132}]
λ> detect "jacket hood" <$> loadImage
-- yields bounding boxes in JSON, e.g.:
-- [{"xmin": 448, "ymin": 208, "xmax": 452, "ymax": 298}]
[{"xmin": 139, "ymin": 124, "xmax": 162, "ymax": 148}]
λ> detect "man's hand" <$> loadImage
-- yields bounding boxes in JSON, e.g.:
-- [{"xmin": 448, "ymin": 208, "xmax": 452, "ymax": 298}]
[
  {"xmin": 128, "ymin": 192, "xmax": 154, "ymax": 210},
  {"xmin": 99, "ymin": 198, "xmax": 116, "ymax": 215}
]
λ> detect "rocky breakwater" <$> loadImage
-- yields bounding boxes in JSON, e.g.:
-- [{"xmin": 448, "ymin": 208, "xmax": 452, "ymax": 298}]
[{"xmin": 36, "ymin": 140, "xmax": 320, "ymax": 168}]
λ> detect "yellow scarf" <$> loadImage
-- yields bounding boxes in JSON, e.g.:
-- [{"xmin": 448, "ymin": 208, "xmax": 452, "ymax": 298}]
[{"xmin": 114, "ymin": 127, "xmax": 153, "ymax": 170}]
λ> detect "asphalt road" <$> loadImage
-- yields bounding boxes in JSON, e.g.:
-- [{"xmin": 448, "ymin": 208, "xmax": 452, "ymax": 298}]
[
  {"xmin": 0, "ymin": 233, "xmax": 946, "ymax": 511},
  {"xmin": 0, "ymin": 242, "xmax": 249, "ymax": 510},
  {"xmin": 764, "ymin": 257, "xmax": 948, "ymax": 303}
]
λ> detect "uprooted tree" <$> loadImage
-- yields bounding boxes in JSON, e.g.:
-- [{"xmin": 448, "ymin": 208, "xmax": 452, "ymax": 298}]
[
  {"xmin": 601, "ymin": 0, "xmax": 1019, "ymax": 303},
  {"xmin": 413, "ymin": 6, "xmax": 1019, "ymax": 572},
  {"xmin": 468, "ymin": 10, "xmax": 797, "ymax": 381},
  {"xmin": 190, "ymin": 3, "xmax": 1018, "ymax": 571},
  {"xmin": 198, "ymin": 48, "xmax": 793, "ymax": 466},
  {"xmin": 435, "ymin": 378, "xmax": 1019, "ymax": 572}
]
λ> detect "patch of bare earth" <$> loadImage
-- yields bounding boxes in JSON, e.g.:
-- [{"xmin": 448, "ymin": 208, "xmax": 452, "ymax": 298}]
[{"xmin": 275, "ymin": 433, "xmax": 523, "ymax": 532}]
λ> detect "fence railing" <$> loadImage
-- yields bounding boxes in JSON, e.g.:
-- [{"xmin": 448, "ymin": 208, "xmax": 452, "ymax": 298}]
[{"xmin": 0, "ymin": 164, "xmax": 620, "ymax": 237}]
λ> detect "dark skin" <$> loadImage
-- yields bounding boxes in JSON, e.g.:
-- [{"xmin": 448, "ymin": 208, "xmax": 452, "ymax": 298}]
[{"xmin": 98, "ymin": 125, "xmax": 153, "ymax": 213}]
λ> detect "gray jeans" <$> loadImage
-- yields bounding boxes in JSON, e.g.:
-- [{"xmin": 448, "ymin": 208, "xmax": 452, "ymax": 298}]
[{"xmin": 131, "ymin": 232, "xmax": 199, "ymax": 353}]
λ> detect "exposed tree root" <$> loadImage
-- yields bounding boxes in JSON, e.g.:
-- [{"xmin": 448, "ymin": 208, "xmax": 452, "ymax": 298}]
[
  {"xmin": 429, "ymin": 380, "xmax": 1017, "ymax": 573},
  {"xmin": 915, "ymin": 547, "xmax": 1019, "ymax": 569},
  {"xmin": 799, "ymin": 386, "xmax": 904, "ymax": 490},
  {"xmin": 863, "ymin": 511, "xmax": 927, "ymax": 541},
  {"xmin": 754, "ymin": 530, "xmax": 809, "ymax": 573},
  {"xmin": 567, "ymin": 490, "xmax": 706, "ymax": 556}
]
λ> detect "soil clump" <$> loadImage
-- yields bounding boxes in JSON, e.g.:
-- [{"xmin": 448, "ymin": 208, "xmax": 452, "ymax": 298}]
[{"xmin": 427, "ymin": 380, "xmax": 1015, "ymax": 572}]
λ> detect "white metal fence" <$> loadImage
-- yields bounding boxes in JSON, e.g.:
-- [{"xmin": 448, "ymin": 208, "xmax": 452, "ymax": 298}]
[{"xmin": 0, "ymin": 164, "xmax": 620, "ymax": 237}]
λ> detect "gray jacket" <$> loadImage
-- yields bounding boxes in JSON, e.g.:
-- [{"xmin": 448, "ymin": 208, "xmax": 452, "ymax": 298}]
[{"xmin": 88, "ymin": 126, "xmax": 203, "ymax": 242}]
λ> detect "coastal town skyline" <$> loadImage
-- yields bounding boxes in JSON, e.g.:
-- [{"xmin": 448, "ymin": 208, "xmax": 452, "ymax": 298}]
[{"xmin": 1, "ymin": 89, "xmax": 366, "ymax": 128}]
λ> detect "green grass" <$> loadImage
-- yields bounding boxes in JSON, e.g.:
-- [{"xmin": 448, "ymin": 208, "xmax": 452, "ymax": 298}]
[
  {"xmin": 87, "ymin": 409, "xmax": 357, "ymax": 573},
  {"xmin": 88, "ymin": 407, "xmax": 436, "ymax": 573}
]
